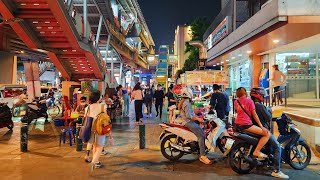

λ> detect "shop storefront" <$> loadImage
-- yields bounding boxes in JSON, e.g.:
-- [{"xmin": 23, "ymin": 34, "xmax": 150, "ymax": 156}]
[{"xmin": 205, "ymin": 0, "xmax": 320, "ymax": 104}]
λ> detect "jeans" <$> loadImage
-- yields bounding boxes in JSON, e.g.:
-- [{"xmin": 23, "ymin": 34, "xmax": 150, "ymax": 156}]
[
  {"xmin": 216, "ymin": 109, "xmax": 225, "ymax": 120},
  {"xmin": 123, "ymin": 94, "xmax": 130, "ymax": 116},
  {"xmin": 145, "ymin": 101, "xmax": 152, "ymax": 114},
  {"xmin": 273, "ymin": 86, "xmax": 283, "ymax": 103},
  {"xmin": 155, "ymin": 103, "xmax": 163, "ymax": 118},
  {"xmin": 185, "ymin": 121, "xmax": 206, "ymax": 156},
  {"xmin": 268, "ymin": 134, "xmax": 281, "ymax": 172},
  {"xmin": 134, "ymin": 100, "xmax": 143, "ymax": 122}
]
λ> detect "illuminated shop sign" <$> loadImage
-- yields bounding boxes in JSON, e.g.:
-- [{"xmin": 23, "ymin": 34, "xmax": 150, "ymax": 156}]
[{"xmin": 205, "ymin": 16, "xmax": 231, "ymax": 50}]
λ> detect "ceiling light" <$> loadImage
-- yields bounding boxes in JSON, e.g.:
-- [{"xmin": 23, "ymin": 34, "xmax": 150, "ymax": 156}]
[
  {"xmin": 40, "ymin": 32, "xmax": 45, "ymax": 34},
  {"xmin": 45, "ymin": 21, "xmax": 50, "ymax": 24},
  {"xmin": 80, "ymin": 64, "xmax": 84, "ymax": 65},
  {"xmin": 63, "ymin": 49, "xmax": 67, "ymax": 52},
  {"xmin": 83, "ymin": 70, "xmax": 87, "ymax": 72},
  {"xmin": 20, "ymin": 51, "xmax": 25, "ymax": 53},
  {"xmin": 51, "ymin": 32, "xmax": 56, "ymax": 34},
  {"xmin": 247, "ymin": 50, "xmax": 252, "ymax": 54},
  {"xmin": 221, "ymin": 62, "xmax": 224, "ymax": 64},
  {"xmin": 78, "ymin": 60, "xmax": 82, "ymax": 62},
  {"xmin": 81, "ymin": 67, "xmax": 85, "ymax": 68},
  {"xmin": 73, "ymin": 67, "xmax": 77, "ymax": 69},
  {"xmin": 36, "ymin": 27, "xmax": 42, "ymax": 29},
  {"xmin": 238, "ymin": 54, "xmax": 242, "ymax": 57},
  {"xmin": 71, "ymin": 64, "xmax": 75, "ymax": 65},
  {"xmin": 273, "ymin": 39, "xmax": 280, "ymax": 44},
  {"xmin": 72, "ymin": 50, "xmax": 76, "ymax": 52},
  {"xmin": 32, "ymin": 21, "xmax": 38, "ymax": 24},
  {"xmin": 75, "ymin": 70, "xmax": 78, "ymax": 72},
  {"xmin": 213, "ymin": 65, "xmax": 216, "ymax": 67},
  {"xmin": 231, "ymin": 57, "xmax": 235, "ymax": 59},
  {"xmin": 226, "ymin": 59, "xmax": 229, "ymax": 62},
  {"xmin": 48, "ymin": 27, "xmax": 53, "ymax": 29},
  {"xmin": 217, "ymin": 63, "xmax": 220, "ymax": 65}
]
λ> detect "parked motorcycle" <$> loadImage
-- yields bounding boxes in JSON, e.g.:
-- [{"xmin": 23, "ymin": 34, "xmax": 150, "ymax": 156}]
[
  {"xmin": 227, "ymin": 114, "xmax": 311, "ymax": 174},
  {"xmin": 159, "ymin": 113, "xmax": 233, "ymax": 161},
  {"xmin": 0, "ymin": 102, "xmax": 14, "ymax": 130},
  {"xmin": 20, "ymin": 97, "xmax": 48, "ymax": 124}
]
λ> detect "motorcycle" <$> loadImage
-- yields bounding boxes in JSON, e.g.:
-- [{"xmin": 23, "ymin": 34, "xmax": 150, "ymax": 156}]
[
  {"xmin": 0, "ymin": 102, "xmax": 14, "ymax": 130},
  {"xmin": 227, "ymin": 114, "xmax": 311, "ymax": 174},
  {"xmin": 20, "ymin": 97, "xmax": 48, "ymax": 124},
  {"xmin": 159, "ymin": 112, "xmax": 233, "ymax": 161}
]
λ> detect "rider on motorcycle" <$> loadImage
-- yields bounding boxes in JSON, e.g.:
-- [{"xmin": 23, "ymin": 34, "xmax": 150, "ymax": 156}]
[
  {"xmin": 234, "ymin": 87, "xmax": 270, "ymax": 159},
  {"xmin": 178, "ymin": 87, "xmax": 212, "ymax": 165},
  {"xmin": 250, "ymin": 88, "xmax": 289, "ymax": 179}
]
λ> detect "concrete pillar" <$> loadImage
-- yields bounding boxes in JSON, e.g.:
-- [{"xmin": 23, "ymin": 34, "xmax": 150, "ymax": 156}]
[
  {"xmin": 24, "ymin": 61, "xmax": 41, "ymax": 100},
  {"xmin": 251, "ymin": 55, "xmax": 262, "ymax": 88},
  {"xmin": 269, "ymin": 53, "xmax": 276, "ymax": 103},
  {"xmin": 0, "ymin": 52, "xmax": 17, "ymax": 84}
]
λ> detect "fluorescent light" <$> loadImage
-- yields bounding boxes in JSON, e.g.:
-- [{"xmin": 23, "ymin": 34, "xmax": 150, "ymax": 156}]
[
  {"xmin": 273, "ymin": 39, "xmax": 280, "ymax": 44},
  {"xmin": 238, "ymin": 54, "xmax": 242, "ymax": 57},
  {"xmin": 231, "ymin": 57, "xmax": 235, "ymax": 59},
  {"xmin": 226, "ymin": 59, "xmax": 229, "ymax": 62}
]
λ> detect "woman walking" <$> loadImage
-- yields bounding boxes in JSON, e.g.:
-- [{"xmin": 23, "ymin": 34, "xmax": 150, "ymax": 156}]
[
  {"xmin": 83, "ymin": 91, "xmax": 107, "ymax": 171},
  {"xmin": 131, "ymin": 82, "xmax": 144, "ymax": 124}
]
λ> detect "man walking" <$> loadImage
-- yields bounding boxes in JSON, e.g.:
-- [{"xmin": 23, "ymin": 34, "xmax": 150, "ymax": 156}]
[
  {"xmin": 153, "ymin": 84, "xmax": 165, "ymax": 119},
  {"xmin": 210, "ymin": 84, "xmax": 227, "ymax": 120}
]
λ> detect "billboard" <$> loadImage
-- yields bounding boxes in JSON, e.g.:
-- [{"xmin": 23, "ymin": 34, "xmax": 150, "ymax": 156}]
[{"xmin": 204, "ymin": 16, "xmax": 231, "ymax": 50}]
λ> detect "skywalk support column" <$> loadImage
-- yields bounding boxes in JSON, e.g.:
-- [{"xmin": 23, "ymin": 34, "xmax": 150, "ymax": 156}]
[
  {"xmin": 24, "ymin": 61, "xmax": 41, "ymax": 101},
  {"xmin": 251, "ymin": 55, "xmax": 262, "ymax": 88},
  {"xmin": 0, "ymin": 52, "xmax": 16, "ymax": 84},
  {"xmin": 83, "ymin": 0, "xmax": 88, "ymax": 37},
  {"xmin": 119, "ymin": 62, "xmax": 123, "ymax": 85}
]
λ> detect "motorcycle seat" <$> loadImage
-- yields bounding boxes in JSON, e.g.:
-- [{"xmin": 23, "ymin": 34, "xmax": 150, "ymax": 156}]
[
  {"xmin": 238, "ymin": 131, "xmax": 262, "ymax": 138},
  {"xmin": 165, "ymin": 123, "xmax": 192, "ymax": 132}
]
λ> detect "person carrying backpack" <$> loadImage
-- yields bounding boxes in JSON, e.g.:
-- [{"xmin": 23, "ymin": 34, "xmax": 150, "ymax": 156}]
[{"xmin": 81, "ymin": 91, "xmax": 112, "ymax": 172}]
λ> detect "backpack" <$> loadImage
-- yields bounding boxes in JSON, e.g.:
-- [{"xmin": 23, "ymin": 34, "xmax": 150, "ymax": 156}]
[{"xmin": 93, "ymin": 104, "xmax": 112, "ymax": 135}]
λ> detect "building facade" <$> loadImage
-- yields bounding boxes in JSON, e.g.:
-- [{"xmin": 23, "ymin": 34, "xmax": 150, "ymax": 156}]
[{"xmin": 174, "ymin": 25, "xmax": 192, "ymax": 70}]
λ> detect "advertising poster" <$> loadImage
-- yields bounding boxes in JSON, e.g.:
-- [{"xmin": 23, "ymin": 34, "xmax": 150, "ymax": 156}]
[{"xmin": 186, "ymin": 71, "xmax": 229, "ymax": 85}]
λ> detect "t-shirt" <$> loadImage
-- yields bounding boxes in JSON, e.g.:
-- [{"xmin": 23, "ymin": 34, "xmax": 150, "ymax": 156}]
[
  {"xmin": 271, "ymin": 70, "xmax": 286, "ymax": 87},
  {"xmin": 144, "ymin": 89, "xmax": 153, "ymax": 102},
  {"xmin": 131, "ymin": 89, "xmax": 144, "ymax": 100},
  {"xmin": 153, "ymin": 90, "xmax": 165, "ymax": 104},
  {"xmin": 210, "ymin": 92, "xmax": 227, "ymax": 111},
  {"xmin": 84, "ymin": 103, "xmax": 107, "ymax": 119},
  {"xmin": 234, "ymin": 96, "xmax": 255, "ymax": 126},
  {"xmin": 167, "ymin": 92, "xmax": 176, "ymax": 107},
  {"xmin": 180, "ymin": 99, "xmax": 196, "ymax": 125},
  {"xmin": 254, "ymin": 102, "xmax": 272, "ymax": 130},
  {"xmin": 221, "ymin": 91, "xmax": 230, "ymax": 112}
]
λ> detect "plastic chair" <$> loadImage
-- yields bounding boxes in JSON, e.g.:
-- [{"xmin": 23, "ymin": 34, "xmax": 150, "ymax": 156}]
[{"xmin": 59, "ymin": 128, "xmax": 75, "ymax": 146}]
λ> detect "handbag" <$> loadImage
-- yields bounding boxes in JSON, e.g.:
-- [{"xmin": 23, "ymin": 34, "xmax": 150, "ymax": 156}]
[{"xmin": 79, "ymin": 105, "xmax": 94, "ymax": 143}]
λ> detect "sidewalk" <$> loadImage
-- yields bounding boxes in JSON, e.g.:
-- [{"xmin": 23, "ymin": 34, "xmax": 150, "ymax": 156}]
[{"xmin": 0, "ymin": 105, "xmax": 319, "ymax": 180}]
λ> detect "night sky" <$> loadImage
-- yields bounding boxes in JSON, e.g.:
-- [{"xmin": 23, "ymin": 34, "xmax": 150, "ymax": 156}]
[{"xmin": 138, "ymin": 0, "xmax": 221, "ymax": 51}]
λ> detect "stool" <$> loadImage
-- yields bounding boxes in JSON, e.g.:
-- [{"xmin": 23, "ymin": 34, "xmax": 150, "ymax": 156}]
[{"xmin": 59, "ymin": 128, "xmax": 75, "ymax": 146}]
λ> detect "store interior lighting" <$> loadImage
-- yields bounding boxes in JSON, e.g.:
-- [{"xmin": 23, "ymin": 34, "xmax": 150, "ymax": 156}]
[
  {"xmin": 273, "ymin": 39, "xmax": 280, "ymax": 43},
  {"xmin": 247, "ymin": 50, "xmax": 252, "ymax": 54}
]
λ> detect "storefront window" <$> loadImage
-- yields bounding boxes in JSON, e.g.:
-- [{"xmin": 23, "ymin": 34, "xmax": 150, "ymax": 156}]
[
  {"xmin": 276, "ymin": 53, "xmax": 317, "ymax": 99},
  {"xmin": 229, "ymin": 59, "xmax": 252, "ymax": 92}
]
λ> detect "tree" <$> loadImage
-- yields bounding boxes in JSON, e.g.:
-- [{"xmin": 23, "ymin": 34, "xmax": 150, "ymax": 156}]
[{"xmin": 183, "ymin": 17, "xmax": 210, "ymax": 71}]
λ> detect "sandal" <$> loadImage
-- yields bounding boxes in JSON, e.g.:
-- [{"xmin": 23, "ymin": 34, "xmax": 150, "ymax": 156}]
[
  {"xmin": 253, "ymin": 152, "xmax": 267, "ymax": 160},
  {"xmin": 199, "ymin": 156, "xmax": 213, "ymax": 165}
]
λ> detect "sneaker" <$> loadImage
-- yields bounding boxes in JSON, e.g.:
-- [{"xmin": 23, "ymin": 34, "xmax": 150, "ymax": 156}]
[
  {"xmin": 271, "ymin": 171, "xmax": 289, "ymax": 179},
  {"xmin": 95, "ymin": 162, "xmax": 103, "ymax": 168}
]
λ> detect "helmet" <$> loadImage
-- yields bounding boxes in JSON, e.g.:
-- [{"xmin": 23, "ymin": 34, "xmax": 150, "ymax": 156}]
[
  {"xmin": 250, "ymin": 88, "xmax": 265, "ymax": 102},
  {"xmin": 181, "ymin": 87, "xmax": 193, "ymax": 99}
]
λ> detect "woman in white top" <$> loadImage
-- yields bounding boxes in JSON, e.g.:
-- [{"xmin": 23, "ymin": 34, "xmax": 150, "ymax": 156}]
[
  {"xmin": 131, "ymin": 82, "xmax": 144, "ymax": 124},
  {"xmin": 269, "ymin": 65, "xmax": 286, "ymax": 104},
  {"xmin": 84, "ymin": 91, "xmax": 107, "ymax": 170}
]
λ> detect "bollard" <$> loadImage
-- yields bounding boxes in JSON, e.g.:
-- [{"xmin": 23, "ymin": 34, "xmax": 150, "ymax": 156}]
[
  {"xmin": 75, "ymin": 118, "xmax": 83, "ymax": 151},
  {"xmin": 139, "ymin": 124, "xmax": 146, "ymax": 149},
  {"xmin": 20, "ymin": 123, "xmax": 28, "ymax": 152}
]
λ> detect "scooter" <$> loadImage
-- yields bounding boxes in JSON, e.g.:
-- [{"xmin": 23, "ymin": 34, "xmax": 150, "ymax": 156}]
[
  {"xmin": 20, "ymin": 97, "xmax": 48, "ymax": 124},
  {"xmin": 159, "ymin": 112, "xmax": 233, "ymax": 161},
  {"xmin": 227, "ymin": 113, "xmax": 311, "ymax": 174},
  {"xmin": 0, "ymin": 102, "xmax": 14, "ymax": 130}
]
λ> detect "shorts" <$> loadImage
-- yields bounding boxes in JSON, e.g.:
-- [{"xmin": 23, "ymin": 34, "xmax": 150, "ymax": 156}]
[
  {"xmin": 168, "ymin": 105, "xmax": 177, "ymax": 111},
  {"xmin": 235, "ymin": 124, "xmax": 253, "ymax": 131},
  {"xmin": 88, "ymin": 132, "xmax": 106, "ymax": 146}
]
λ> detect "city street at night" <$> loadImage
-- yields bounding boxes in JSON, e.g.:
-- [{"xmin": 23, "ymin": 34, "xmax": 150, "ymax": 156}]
[{"xmin": 1, "ymin": 0, "xmax": 320, "ymax": 179}]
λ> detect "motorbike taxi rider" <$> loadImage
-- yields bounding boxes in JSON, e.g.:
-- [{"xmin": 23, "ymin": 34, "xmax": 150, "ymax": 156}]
[
  {"xmin": 250, "ymin": 88, "xmax": 289, "ymax": 179},
  {"xmin": 178, "ymin": 87, "xmax": 212, "ymax": 165}
]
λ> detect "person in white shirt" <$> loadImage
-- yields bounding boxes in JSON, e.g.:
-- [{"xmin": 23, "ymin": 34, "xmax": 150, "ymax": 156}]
[
  {"xmin": 84, "ymin": 91, "xmax": 107, "ymax": 170},
  {"xmin": 268, "ymin": 65, "xmax": 286, "ymax": 105}
]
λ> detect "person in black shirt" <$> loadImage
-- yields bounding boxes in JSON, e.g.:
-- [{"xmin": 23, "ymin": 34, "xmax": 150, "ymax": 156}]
[
  {"xmin": 210, "ymin": 84, "xmax": 227, "ymax": 120},
  {"xmin": 153, "ymin": 84, "xmax": 165, "ymax": 119},
  {"xmin": 250, "ymin": 88, "xmax": 289, "ymax": 179},
  {"xmin": 167, "ymin": 86, "xmax": 178, "ymax": 123}
]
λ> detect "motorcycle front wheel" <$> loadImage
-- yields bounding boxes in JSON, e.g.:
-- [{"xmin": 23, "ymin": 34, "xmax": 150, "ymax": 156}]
[
  {"xmin": 228, "ymin": 142, "xmax": 255, "ymax": 174},
  {"xmin": 160, "ymin": 134, "xmax": 184, "ymax": 161},
  {"xmin": 288, "ymin": 141, "xmax": 311, "ymax": 170}
]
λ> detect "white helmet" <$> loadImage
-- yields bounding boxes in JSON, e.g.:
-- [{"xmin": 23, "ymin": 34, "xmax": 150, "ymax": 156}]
[{"xmin": 181, "ymin": 87, "xmax": 193, "ymax": 99}]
